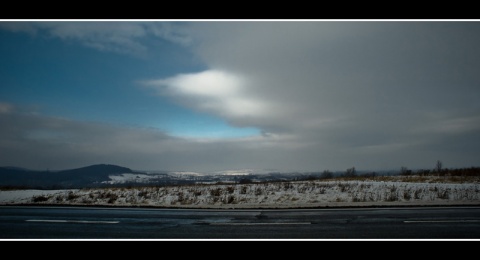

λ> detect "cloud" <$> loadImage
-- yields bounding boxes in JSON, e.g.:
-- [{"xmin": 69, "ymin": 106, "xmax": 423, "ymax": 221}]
[
  {"xmin": 0, "ymin": 103, "xmax": 295, "ymax": 171},
  {"xmin": 0, "ymin": 102, "xmax": 12, "ymax": 114},
  {"xmin": 1, "ymin": 98, "xmax": 479, "ymax": 172},
  {"xmin": 0, "ymin": 21, "xmax": 191, "ymax": 55},
  {"xmin": 2, "ymin": 21, "xmax": 480, "ymax": 172},
  {"xmin": 145, "ymin": 70, "xmax": 269, "ymax": 121},
  {"xmin": 143, "ymin": 21, "xmax": 480, "ymax": 170},
  {"xmin": 146, "ymin": 22, "xmax": 191, "ymax": 46}
]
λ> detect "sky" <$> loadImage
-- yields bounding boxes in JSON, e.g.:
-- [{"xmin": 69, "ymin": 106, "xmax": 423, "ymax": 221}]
[{"xmin": 1, "ymin": 20, "xmax": 480, "ymax": 173}]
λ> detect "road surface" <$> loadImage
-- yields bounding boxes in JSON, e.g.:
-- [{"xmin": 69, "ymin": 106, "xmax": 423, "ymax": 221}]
[{"xmin": 1, "ymin": 206, "xmax": 480, "ymax": 239}]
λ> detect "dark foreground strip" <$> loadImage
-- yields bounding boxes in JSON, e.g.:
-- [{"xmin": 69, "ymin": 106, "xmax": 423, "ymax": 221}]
[
  {"xmin": 209, "ymin": 222, "xmax": 311, "ymax": 226},
  {"xmin": 404, "ymin": 220, "xmax": 480, "ymax": 223},
  {"xmin": 26, "ymin": 219, "xmax": 119, "ymax": 224}
]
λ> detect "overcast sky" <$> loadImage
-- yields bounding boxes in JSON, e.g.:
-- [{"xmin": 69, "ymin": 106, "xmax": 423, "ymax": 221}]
[{"xmin": 1, "ymin": 20, "xmax": 479, "ymax": 172}]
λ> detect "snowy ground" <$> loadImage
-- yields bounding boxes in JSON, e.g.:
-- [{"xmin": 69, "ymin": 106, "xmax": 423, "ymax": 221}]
[{"xmin": 1, "ymin": 177, "xmax": 479, "ymax": 208}]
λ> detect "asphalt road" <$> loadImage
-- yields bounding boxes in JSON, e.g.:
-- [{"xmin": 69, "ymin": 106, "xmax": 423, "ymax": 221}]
[{"xmin": 1, "ymin": 206, "xmax": 480, "ymax": 239}]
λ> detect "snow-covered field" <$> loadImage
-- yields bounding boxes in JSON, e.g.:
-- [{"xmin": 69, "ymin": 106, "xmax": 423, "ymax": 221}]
[{"xmin": 1, "ymin": 177, "xmax": 479, "ymax": 208}]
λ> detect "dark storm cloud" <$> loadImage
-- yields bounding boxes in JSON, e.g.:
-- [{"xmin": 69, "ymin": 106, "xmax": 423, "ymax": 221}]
[
  {"xmin": 150, "ymin": 21, "xmax": 480, "ymax": 170},
  {"xmin": 0, "ymin": 103, "xmax": 298, "ymax": 171}
]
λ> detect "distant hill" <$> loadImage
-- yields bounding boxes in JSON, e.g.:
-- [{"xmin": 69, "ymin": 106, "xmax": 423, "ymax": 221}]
[
  {"xmin": 0, "ymin": 164, "xmax": 133, "ymax": 189},
  {"xmin": 5, "ymin": 163, "xmax": 478, "ymax": 190}
]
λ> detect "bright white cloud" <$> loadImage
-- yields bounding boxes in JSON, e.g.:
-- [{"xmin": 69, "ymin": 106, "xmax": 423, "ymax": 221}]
[
  {"xmin": 159, "ymin": 70, "xmax": 241, "ymax": 96},
  {"xmin": 146, "ymin": 70, "xmax": 268, "ymax": 119}
]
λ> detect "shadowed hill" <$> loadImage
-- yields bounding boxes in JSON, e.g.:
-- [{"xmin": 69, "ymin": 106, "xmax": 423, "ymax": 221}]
[
  {"xmin": 61, "ymin": 164, "xmax": 133, "ymax": 177},
  {"xmin": 0, "ymin": 164, "xmax": 133, "ymax": 189}
]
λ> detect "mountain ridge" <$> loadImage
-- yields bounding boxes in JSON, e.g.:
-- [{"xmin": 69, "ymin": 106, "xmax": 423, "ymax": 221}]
[{"xmin": 0, "ymin": 164, "xmax": 133, "ymax": 189}]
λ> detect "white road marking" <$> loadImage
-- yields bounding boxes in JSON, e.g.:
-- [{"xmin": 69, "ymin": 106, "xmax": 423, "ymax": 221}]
[
  {"xmin": 26, "ymin": 219, "xmax": 119, "ymax": 224},
  {"xmin": 404, "ymin": 220, "xmax": 480, "ymax": 223},
  {"xmin": 209, "ymin": 222, "xmax": 311, "ymax": 226}
]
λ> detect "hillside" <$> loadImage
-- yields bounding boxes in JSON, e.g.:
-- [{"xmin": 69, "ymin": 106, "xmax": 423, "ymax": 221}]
[
  {"xmin": 1, "ymin": 176, "xmax": 479, "ymax": 209},
  {"xmin": 0, "ymin": 164, "xmax": 133, "ymax": 189}
]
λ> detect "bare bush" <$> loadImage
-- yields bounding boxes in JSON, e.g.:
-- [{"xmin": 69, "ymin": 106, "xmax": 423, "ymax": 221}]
[
  {"xmin": 386, "ymin": 192, "xmax": 398, "ymax": 202},
  {"xmin": 437, "ymin": 189, "xmax": 449, "ymax": 200},
  {"xmin": 32, "ymin": 195, "xmax": 49, "ymax": 203},
  {"xmin": 210, "ymin": 188, "xmax": 222, "ymax": 197},
  {"xmin": 414, "ymin": 189, "xmax": 422, "ymax": 200},
  {"xmin": 226, "ymin": 186, "xmax": 235, "ymax": 194},
  {"xmin": 226, "ymin": 195, "xmax": 235, "ymax": 204},
  {"xmin": 138, "ymin": 190, "xmax": 149, "ymax": 198},
  {"xmin": 338, "ymin": 183, "xmax": 350, "ymax": 192},
  {"xmin": 390, "ymin": 185, "xmax": 397, "ymax": 193},
  {"xmin": 352, "ymin": 194, "xmax": 366, "ymax": 202},
  {"xmin": 240, "ymin": 186, "xmax": 247, "ymax": 194},
  {"xmin": 67, "ymin": 192, "xmax": 79, "ymax": 201},
  {"xmin": 106, "ymin": 193, "xmax": 118, "ymax": 204}
]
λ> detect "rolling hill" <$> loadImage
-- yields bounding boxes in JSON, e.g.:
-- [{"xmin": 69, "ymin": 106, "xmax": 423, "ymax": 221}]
[{"xmin": 0, "ymin": 164, "xmax": 133, "ymax": 189}]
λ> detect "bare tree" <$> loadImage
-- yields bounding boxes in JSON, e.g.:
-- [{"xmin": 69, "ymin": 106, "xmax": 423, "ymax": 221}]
[
  {"xmin": 435, "ymin": 160, "xmax": 443, "ymax": 173},
  {"xmin": 321, "ymin": 170, "xmax": 333, "ymax": 179},
  {"xmin": 344, "ymin": 167, "xmax": 356, "ymax": 177}
]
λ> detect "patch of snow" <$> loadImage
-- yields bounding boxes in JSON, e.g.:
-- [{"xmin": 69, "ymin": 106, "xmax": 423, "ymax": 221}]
[
  {"xmin": 0, "ymin": 189, "xmax": 77, "ymax": 204},
  {"xmin": 1, "ymin": 178, "xmax": 479, "ymax": 208},
  {"xmin": 104, "ymin": 173, "xmax": 166, "ymax": 184},
  {"xmin": 214, "ymin": 169, "xmax": 273, "ymax": 175},
  {"xmin": 170, "ymin": 171, "xmax": 205, "ymax": 176}
]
